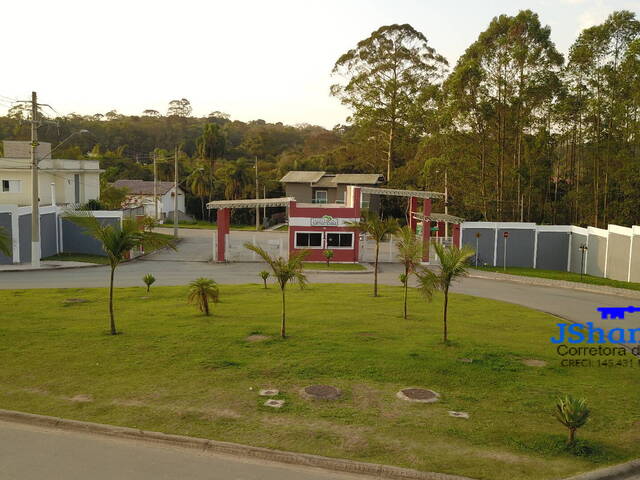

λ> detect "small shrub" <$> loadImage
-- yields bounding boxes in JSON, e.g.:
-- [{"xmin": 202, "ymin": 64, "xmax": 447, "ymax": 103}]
[
  {"xmin": 141, "ymin": 216, "xmax": 158, "ymax": 232},
  {"xmin": 143, "ymin": 273, "xmax": 156, "ymax": 293},
  {"xmin": 555, "ymin": 395, "xmax": 590, "ymax": 445},
  {"xmin": 323, "ymin": 249, "xmax": 334, "ymax": 266},
  {"xmin": 259, "ymin": 270, "xmax": 270, "ymax": 289},
  {"xmin": 187, "ymin": 278, "xmax": 220, "ymax": 316}
]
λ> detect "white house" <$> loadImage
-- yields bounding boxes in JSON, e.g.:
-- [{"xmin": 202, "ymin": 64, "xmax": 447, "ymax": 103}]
[
  {"xmin": 113, "ymin": 179, "xmax": 186, "ymax": 220},
  {"xmin": 0, "ymin": 141, "xmax": 102, "ymax": 206}
]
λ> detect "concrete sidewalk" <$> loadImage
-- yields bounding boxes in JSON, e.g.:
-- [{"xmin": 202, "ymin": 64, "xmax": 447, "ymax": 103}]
[{"xmin": 0, "ymin": 260, "xmax": 101, "ymax": 272}]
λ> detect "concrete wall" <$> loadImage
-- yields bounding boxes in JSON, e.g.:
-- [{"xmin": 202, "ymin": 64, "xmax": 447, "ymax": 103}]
[
  {"xmin": 536, "ymin": 232, "xmax": 569, "ymax": 271},
  {"xmin": 284, "ymin": 183, "xmax": 312, "ymax": 203},
  {"xmin": 0, "ymin": 212, "xmax": 12, "ymax": 264},
  {"xmin": 630, "ymin": 232, "xmax": 640, "ymax": 283},
  {"xmin": 496, "ymin": 228, "xmax": 535, "ymax": 268},
  {"xmin": 586, "ymin": 231, "xmax": 607, "ymax": 277},
  {"xmin": 18, "ymin": 213, "xmax": 31, "ymax": 263},
  {"xmin": 461, "ymin": 227, "xmax": 496, "ymax": 266},
  {"xmin": 569, "ymin": 232, "xmax": 588, "ymax": 274},
  {"xmin": 606, "ymin": 232, "xmax": 631, "ymax": 281},
  {"xmin": 61, "ymin": 217, "xmax": 119, "ymax": 256}
]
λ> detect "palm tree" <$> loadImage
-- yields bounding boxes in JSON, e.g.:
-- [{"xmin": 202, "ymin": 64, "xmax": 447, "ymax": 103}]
[
  {"xmin": 219, "ymin": 159, "xmax": 251, "ymax": 200},
  {"xmin": 143, "ymin": 273, "xmax": 156, "ymax": 293},
  {"xmin": 244, "ymin": 243, "xmax": 309, "ymax": 338},
  {"xmin": 187, "ymin": 278, "xmax": 220, "ymax": 316},
  {"xmin": 396, "ymin": 226, "xmax": 422, "ymax": 319},
  {"xmin": 259, "ymin": 270, "xmax": 270, "ymax": 289},
  {"xmin": 0, "ymin": 227, "xmax": 11, "ymax": 257},
  {"xmin": 68, "ymin": 212, "xmax": 176, "ymax": 335},
  {"xmin": 349, "ymin": 211, "xmax": 399, "ymax": 297},
  {"xmin": 554, "ymin": 395, "xmax": 590, "ymax": 445},
  {"xmin": 415, "ymin": 243, "xmax": 475, "ymax": 343},
  {"xmin": 188, "ymin": 166, "xmax": 209, "ymax": 220}
]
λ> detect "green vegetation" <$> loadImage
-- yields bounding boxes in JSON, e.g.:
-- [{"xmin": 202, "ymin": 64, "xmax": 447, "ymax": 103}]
[
  {"xmin": 555, "ymin": 396, "xmax": 591, "ymax": 446},
  {"xmin": 473, "ymin": 266, "xmax": 640, "ymax": 292},
  {"xmin": 0, "ymin": 284, "xmax": 637, "ymax": 480},
  {"xmin": 0, "ymin": 226, "xmax": 11, "ymax": 257},
  {"xmin": 396, "ymin": 226, "xmax": 423, "ymax": 319},
  {"xmin": 259, "ymin": 271, "xmax": 270, "ymax": 289},
  {"xmin": 323, "ymin": 249, "xmax": 334, "ymax": 266},
  {"xmin": 302, "ymin": 262, "xmax": 366, "ymax": 271},
  {"xmin": 187, "ymin": 278, "xmax": 220, "ymax": 316},
  {"xmin": 43, "ymin": 253, "xmax": 110, "ymax": 265},
  {"xmin": 143, "ymin": 274, "xmax": 156, "ymax": 293}
]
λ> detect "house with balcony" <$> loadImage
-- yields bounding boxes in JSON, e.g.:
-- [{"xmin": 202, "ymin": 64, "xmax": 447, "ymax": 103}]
[
  {"xmin": 279, "ymin": 171, "xmax": 383, "ymax": 210},
  {"xmin": 0, "ymin": 140, "xmax": 102, "ymax": 206}
]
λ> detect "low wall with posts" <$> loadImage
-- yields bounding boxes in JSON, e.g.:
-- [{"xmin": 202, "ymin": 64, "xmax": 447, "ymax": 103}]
[
  {"xmin": 0, "ymin": 205, "xmax": 121, "ymax": 264},
  {"xmin": 461, "ymin": 222, "xmax": 640, "ymax": 283}
]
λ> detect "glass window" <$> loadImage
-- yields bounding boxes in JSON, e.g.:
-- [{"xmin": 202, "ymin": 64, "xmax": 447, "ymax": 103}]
[
  {"xmin": 296, "ymin": 232, "xmax": 322, "ymax": 248},
  {"xmin": 1, "ymin": 180, "xmax": 8, "ymax": 192},
  {"xmin": 327, "ymin": 233, "xmax": 353, "ymax": 248},
  {"xmin": 313, "ymin": 190, "xmax": 328, "ymax": 204},
  {"xmin": 1, "ymin": 180, "xmax": 20, "ymax": 193}
]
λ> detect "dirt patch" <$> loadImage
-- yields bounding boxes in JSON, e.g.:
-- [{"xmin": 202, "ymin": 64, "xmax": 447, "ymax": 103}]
[
  {"xmin": 63, "ymin": 298, "xmax": 89, "ymax": 305},
  {"xmin": 301, "ymin": 385, "xmax": 342, "ymax": 400},
  {"xmin": 478, "ymin": 450, "xmax": 530, "ymax": 464},
  {"xmin": 259, "ymin": 389, "xmax": 279, "ymax": 397},
  {"xmin": 245, "ymin": 334, "xmax": 270, "ymax": 342},
  {"xmin": 458, "ymin": 358, "xmax": 474, "ymax": 363},
  {"xmin": 448, "ymin": 411, "xmax": 470, "ymax": 419},
  {"xmin": 264, "ymin": 399, "xmax": 285, "ymax": 408},
  {"xmin": 112, "ymin": 398, "xmax": 146, "ymax": 407},
  {"xmin": 69, "ymin": 394, "xmax": 93, "ymax": 403},
  {"xmin": 396, "ymin": 388, "xmax": 440, "ymax": 403},
  {"xmin": 23, "ymin": 387, "xmax": 49, "ymax": 396},
  {"xmin": 521, "ymin": 359, "xmax": 547, "ymax": 367}
]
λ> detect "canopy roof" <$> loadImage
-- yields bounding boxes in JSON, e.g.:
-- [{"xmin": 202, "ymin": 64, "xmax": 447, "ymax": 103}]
[
  {"xmin": 412, "ymin": 212, "xmax": 465, "ymax": 224},
  {"xmin": 207, "ymin": 197, "xmax": 294, "ymax": 209},
  {"xmin": 360, "ymin": 187, "xmax": 445, "ymax": 199}
]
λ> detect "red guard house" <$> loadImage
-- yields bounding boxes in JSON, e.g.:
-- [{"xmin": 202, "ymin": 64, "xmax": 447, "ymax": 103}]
[{"xmin": 207, "ymin": 186, "xmax": 458, "ymax": 263}]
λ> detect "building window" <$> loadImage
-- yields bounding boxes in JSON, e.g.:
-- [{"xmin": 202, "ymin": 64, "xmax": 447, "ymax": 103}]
[
  {"xmin": 295, "ymin": 232, "xmax": 323, "ymax": 248},
  {"xmin": 326, "ymin": 232, "xmax": 354, "ymax": 249},
  {"xmin": 313, "ymin": 190, "xmax": 328, "ymax": 204},
  {"xmin": 1, "ymin": 180, "xmax": 21, "ymax": 193}
]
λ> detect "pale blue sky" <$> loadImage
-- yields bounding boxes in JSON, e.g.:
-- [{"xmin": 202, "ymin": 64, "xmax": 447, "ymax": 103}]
[{"xmin": 1, "ymin": 0, "xmax": 637, "ymax": 128}]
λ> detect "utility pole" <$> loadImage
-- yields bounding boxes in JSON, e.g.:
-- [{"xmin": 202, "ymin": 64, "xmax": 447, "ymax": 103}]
[
  {"xmin": 30, "ymin": 91, "xmax": 40, "ymax": 268},
  {"xmin": 174, "ymin": 146, "xmax": 179, "ymax": 238},
  {"xmin": 153, "ymin": 150, "xmax": 158, "ymax": 220},
  {"xmin": 255, "ymin": 156, "xmax": 259, "ymax": 230},
  {"xmin": 444, "ymin": 168, "xmax": 449, "ymax": 240}
]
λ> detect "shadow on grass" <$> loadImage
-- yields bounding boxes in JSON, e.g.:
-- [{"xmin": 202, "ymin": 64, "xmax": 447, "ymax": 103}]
[{"xmin": 511, "ymin": 434, "xmax": 628, "ymax": 464}]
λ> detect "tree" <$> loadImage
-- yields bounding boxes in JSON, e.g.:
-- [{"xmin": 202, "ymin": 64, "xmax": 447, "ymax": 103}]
[
  {"xmin": 323, "ymin": 249, "xmax": 334, "ymax": 266},
  {"xmin": 187, "ymin": 278, "xmax": 220, "ymax": 316},
  {"xmin": 218, "ymin": 159, "xmax": 252, "ymax": 200},
  {"xmin": 0, "ymin": 227, "xmax": 11, "ymax": 257},
  {"xmin": 331, "ymin": 24, "xmax": 448, "ymax": 180},
  {"xmin": 68, "ymin": 212, "xmax": 175, "ymax": 335},
  {"xmin": 415, "ymin": 243, "xmax": 474, "ymax": 343},
  {"xmin": 244, "ymin": 243, "xmax": 309, "ymax": 338},
  {"xmin": 167, "ymin": 98, "xmax": 192, "ymax": 117},
  {"xmin": 554, "ymin": 395, "xmax": 590, "ymax": 445},
  {"xmin": 187, "ymin": 166, "xmax": 209, "ymax": 219},
  {"xmin": 197, "ymin": 123, "xmax": 226, "ymax": 211},
  {"xmin": 396, "ymin": 226, "xmax": 422, "ymax": 319},
  {"xmin": 348, "ymin": 211, "xmax": 399, "ymax": 297},
  {"xmin": 142, "ymin": 109, "xmax": 161, "ymax": 117},
  {"xmin": 100, "ymin": 179, "xmax": 128, "ymax": 209},
  {"xmin": 143, "ymin": 273, "xmax": 156, "ymax": 293},
  {"xmin": 259, "ymin": 270, "xmax": 270, "ymax": 288}
]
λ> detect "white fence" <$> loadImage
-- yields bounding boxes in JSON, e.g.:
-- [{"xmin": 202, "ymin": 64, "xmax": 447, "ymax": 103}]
[{"xmin": 216, "ymin": 234, "xmax": 288, "ymax": 262}]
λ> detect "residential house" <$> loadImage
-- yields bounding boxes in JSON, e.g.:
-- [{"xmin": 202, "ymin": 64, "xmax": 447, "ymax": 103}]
[
  {"xmin": 0, "ymin": 141, "xmax": 102, "ymax": 206},
  {"xmin": 113, "ymin": 179, "xmax": 187, "ymax": 220},
  {"xmin": 279, "ymin": 171, "xmax": 383, "ymax": 210}
]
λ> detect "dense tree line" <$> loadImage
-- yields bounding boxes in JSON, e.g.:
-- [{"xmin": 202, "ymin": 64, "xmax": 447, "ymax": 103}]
[{"xmin": 1, "ymin": 10, "xmax": 638, "ymax": 226}]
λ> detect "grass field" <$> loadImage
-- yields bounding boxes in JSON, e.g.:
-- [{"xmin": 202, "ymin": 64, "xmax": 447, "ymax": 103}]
[
  {"xmin": 43, "ymin": 253, "xmax": 109, "ymax": 265},
  {"xmin": 0, "ymin": 284, "xmax": 638, "ymax": 480},
  {"xmin": 302, "ymin": 262, "xmax": 367, "ymax": 271},
  {"xmin": 473, "ymin": 266, "xmax": 640, "ymax": 291}
]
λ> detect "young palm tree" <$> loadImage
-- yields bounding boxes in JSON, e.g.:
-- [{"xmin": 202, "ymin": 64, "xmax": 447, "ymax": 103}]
[
  {"xmin": 68, "ymin": 212, "xmax": 176, "ymax": 335},
  {"xmin": 0, "ymin": 227, "xmax": 11, "ymax": 257},
  {"xmin": 244, "ymin": 243, "xmax": 309, "ymax": 338},
  {"xmin": 554, "ymin": 395, "xmax": 590, "ymax": 445},
  {"xmin": 416, "ymin": 243, "xmax": 475, "ymax": 343},
  {"xmin": 259, "ymin": 270, "xmax": 270, "ymax": 289},
  {"xmin": 188, "ymin": 166, "xmax": 209, "ymax": 220},
  {"xmin": 396, "ymin": 226, "xmax": 422, "ymax": 319},
  {"xmin": 187, "ymin": 278, "xmax": 220, "ymax": 316},
  {"xmin": 143, "ymin": 273, "xmax": 156, "ymax": 293},
  {"xmin": 348, "ymin": 211, "xmax": 399, "ymax": 297}
]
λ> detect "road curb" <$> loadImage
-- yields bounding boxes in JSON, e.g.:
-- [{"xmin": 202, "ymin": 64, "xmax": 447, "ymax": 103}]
[
  {"xmin": 561, "ymin": 459, "xmax": 640, "ymax": 480},
  {"xmin": 468, "ymin": 271, "xmax": 640, "ymax": 299},
  {"xmin": 306, "ymin": 264, "xmax": 373, "ymax": 275},
  {"xmin": 0, "ymin": 408, "xmax": 473, "ymax": 480}
]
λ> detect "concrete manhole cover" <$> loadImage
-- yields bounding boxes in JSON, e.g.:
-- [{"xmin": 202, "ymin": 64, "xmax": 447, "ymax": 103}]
[
  {"xmin": 259, "ymin": 389, "xmax": 279, "ymax": 397},
  {"xmin": 301, "ymin": 385, "xmax": 342, "ymax": 400},
  {"xmin": 448, "ymin": 411, "xmax": 470, "ymax": 419},
  {"xmin": 245, "ymin": 334, "xmax": 270, "ymax": 342},
  {"xmin": 521, "ymin": 359, "xmax": 547, "ymax": 367},
  {"xmin": 396, "ymin": 388, "xmax": 440, "ymax": 403},
  {"xmin": 264, "ymin": 399, "xmax": 285, "ymax": 408}
]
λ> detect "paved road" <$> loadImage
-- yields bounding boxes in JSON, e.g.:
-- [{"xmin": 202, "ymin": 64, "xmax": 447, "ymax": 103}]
[{"xmin": 0, "ymin": 421, "xmax": 370, "ymax": 480}]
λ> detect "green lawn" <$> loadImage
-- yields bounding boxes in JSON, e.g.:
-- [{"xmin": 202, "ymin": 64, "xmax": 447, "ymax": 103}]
[
  {"xmin": 473, "ymin": 266, "xmax": 640, "ymax": 292},
  {"xmin": 42, "ymin": 253, "xmax": 109, "ymax": 265},
  {"xmin": 0, "ymin": 284, "xmax": 638, "ymax": 480},
  {"xmin": 303, "ymin": 262, "xmax": 367, "ymax": 271}
]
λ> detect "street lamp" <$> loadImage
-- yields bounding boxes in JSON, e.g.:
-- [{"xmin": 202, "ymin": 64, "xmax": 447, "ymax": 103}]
[
  {"xmin": 579, "ymin": 244, "xmax": 588, "ymax": 281},
  {"xmin": 31, "ymin": 130, "xmax": 90, "ymax": 267}
]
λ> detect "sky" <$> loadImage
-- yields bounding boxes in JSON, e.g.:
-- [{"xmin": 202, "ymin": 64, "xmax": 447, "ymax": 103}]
[{"xmin": 1, "ymin": 0, "xmax": 638, "ymax": 128}]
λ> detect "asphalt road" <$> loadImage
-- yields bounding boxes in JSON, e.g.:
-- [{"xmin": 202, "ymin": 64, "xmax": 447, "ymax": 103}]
[{"xmin": 0, "ymin": 421, "xmax": 370, "ymax": 480}]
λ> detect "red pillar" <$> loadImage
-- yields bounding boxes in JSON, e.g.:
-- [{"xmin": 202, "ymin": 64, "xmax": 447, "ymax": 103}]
[
  {"xmin": 216, "ymin": 208, "xmax": 230, "ymax": 262},
  {"xmin": 422, "ymin": 199, "xmax": 431, "ymax": 262},
  {"xmin": 437, "ymin": 221, "xmax": 445, "ymax": 238},
  {"xmin": 452, "ymin": 224, "xmax": 461, "ymax": 248},
  {"xmin": 409, "ymin": 197, "xmax": 419, "ymax": 232}
]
